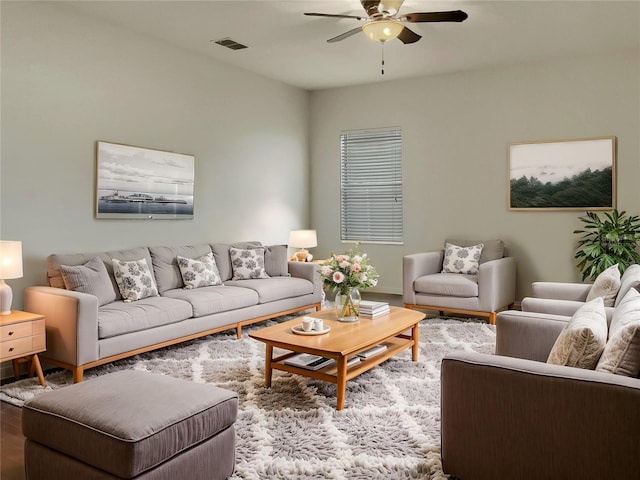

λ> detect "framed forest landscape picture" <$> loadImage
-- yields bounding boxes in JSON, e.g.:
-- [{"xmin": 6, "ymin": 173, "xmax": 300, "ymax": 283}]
[
  {"xmin": 508, "ymin": 136, "xmax": 616, "ymax": 211},
  {"xmin": 96, "ymin": 141, "xmax": 195, "ymax": 219}
]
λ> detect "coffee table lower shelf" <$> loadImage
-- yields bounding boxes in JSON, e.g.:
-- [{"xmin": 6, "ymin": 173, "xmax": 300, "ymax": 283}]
[{"xmin": 267, "ymin": 335, "xmax": 414, "ymax": 409}]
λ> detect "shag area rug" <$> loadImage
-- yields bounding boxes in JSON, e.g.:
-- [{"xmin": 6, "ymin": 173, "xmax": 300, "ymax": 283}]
[{"xmin": 1, "ymin": 316, "xmax": 495, "ymax": 480}]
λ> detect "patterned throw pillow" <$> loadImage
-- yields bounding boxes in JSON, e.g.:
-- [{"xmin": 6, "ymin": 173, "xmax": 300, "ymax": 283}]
[
  {"xmin": 177, "ymin": 252, "xmax": 223, "ymax": 289},
  {"xmin": 112, "ymin": 257, "xmax": 159, "ymax": 302},
  {"xmin": 547, "ymin": 297, "xmax": 607, "ymax": 369},
  {"xmin": 596, "ymin": 288, "xmax": 640, "ymax": 377},
  {"xmin": 586, "ymin": 263, "xmax": 621, "ymax": 307},
  {"xmin": 230, "ymin": 247, "xmax": 270, "ymax": 280},
  {"xmin": 441, "ymin": 243, "xmax": 484, "ymax": 275}
]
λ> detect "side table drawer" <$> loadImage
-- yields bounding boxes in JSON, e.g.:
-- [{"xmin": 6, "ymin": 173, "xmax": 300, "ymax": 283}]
[
  {"xmin": 0, "ymin": 322, "xmax": 33, "ymax": 341},
  {"xmin": 1, "ymin": 337, "xmax": 33, "ymax": 359}
]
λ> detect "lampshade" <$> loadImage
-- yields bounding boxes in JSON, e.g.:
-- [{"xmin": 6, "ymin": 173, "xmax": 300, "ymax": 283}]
[
  {"xmin": 0, "ymin": 241, "xmax": 23, "ymax": 279},
  {"xmin": 288, "ymin": 230, "xmax": 318, "ymax": 249},
  {"xmin": 362, "ymin": 20, "xmax": 404, "ymax": 42}
]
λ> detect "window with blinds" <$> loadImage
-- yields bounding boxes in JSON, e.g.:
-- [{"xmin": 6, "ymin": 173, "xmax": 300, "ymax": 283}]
[{"xmin": 340, "ymin": 128, "xmax": 403, "ymax": 244}]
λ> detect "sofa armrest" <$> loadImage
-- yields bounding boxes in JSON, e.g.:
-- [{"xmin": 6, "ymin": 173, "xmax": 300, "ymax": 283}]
[
  {"xmin": 530, "ymin": 281, "xmax": 591, "ymax": 301},
  {"xmin": 477, "ymin": 257, "xmax": 516, "ymax": 311},
  {"xmin": 495, "ymin": 310, "xmax": 568, "ymax": 362},
  {"xmin": 402, "ymin": 251, "xmax": 443, "ymax": 304},
  {"xmin": 287, "ymin": 262, "xmax": 322, "ymax": 301},
  {"xmin": 441, "ymin": 351, "xmax": 640, "ymax": 480},
  {"xmin": 24, "ymin": 286, "xmax": 99, "ymax": 366}
]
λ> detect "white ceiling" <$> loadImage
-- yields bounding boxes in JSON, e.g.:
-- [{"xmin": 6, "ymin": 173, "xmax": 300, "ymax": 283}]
[{"xmin": 61, "ymin": 0, "xmax": 640, "ymax": 91}]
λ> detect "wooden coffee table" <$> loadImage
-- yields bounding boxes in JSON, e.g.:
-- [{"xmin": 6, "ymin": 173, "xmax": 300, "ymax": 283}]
[{"xmin": 249, "ymin": 306, "xmax": 426, "ymax": 410}]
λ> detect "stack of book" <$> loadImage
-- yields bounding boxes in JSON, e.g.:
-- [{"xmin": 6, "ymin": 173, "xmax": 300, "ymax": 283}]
[{"xmin": 359, "ymin": 300, "xmax": 390, "ymax": 318}]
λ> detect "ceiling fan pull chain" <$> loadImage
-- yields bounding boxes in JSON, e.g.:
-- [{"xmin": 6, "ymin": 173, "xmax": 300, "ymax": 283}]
[{"xmin": 381, "ymin": 42, "xmax": 385, "ymax": 75}]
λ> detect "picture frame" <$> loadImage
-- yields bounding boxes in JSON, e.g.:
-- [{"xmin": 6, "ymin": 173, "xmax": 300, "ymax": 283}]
[
  {"xmin": 95, "ymin": 141, "xmax": 195, "ymax": 219},
  {"xmin": 508, "ymin": 136, "xmax": 616, "ymax": 211}
]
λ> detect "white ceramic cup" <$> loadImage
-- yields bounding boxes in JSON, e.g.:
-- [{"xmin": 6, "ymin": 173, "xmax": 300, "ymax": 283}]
[
  {"xmin": 313, "ymin": 318, "xmax": 324, "ymax": 331},
  {"xmin": 302, "ymin": 318, "xmax": 314, "ymax": 332}
]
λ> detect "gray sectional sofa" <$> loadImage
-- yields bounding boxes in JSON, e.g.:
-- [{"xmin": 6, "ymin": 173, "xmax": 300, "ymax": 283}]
[{"xmin": 24, "ymin": 242, "xmax": 322, "ymax": 382}]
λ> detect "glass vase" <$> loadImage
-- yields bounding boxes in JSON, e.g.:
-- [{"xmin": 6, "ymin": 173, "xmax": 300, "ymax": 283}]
[{"xmin": 335, "ymin": 287, "xmax": 361, "ymax": 322}]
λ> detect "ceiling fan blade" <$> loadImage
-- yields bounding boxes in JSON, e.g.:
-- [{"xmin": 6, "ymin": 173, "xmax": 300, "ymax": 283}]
[
  {"xmin": 327, "ymin": 27, "xmax": 363, "ymax": 43},
  {"xmin": 397, "ymin": 26, "xmax": 421, "ymax": 44},
  {"xmin": 305, "ymin": 12, "xmax": 365, "ymax": 21},
  {"xmin": 402, "ymin": 10, "xmax": 468, "ymax": 23}
]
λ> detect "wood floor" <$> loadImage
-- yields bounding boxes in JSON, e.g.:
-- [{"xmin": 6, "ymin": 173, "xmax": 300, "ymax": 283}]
[
  {"xmin": 0, "ymin": 293, "xmax": 405, "ymax": 479},
  {"xmin": 1, "ymin": 401, "xmax": 26, "ymax": 480}
]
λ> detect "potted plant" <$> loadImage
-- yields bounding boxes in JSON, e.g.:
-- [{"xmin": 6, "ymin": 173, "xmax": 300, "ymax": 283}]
[{"xmin": 574, "ymin": 209, "xmax": 640, "ymax": 281}]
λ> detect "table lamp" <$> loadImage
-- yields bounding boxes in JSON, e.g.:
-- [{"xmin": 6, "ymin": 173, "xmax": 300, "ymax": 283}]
[
  {"xmin": 289, "ymin": 230, "xmax": 317, "ymax": 262},
  {"xmin": 0, "ymin": 241, "xmax": 23, "ymax": 315}
]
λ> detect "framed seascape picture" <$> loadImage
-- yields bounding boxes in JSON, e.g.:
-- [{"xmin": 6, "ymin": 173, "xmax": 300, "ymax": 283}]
[
  {"xmin": 96, "ymin": 141, "xmax": 195, "ymax": 219},
  {"xmin": 508, "ymin": 136, "xmax": 616, "ymax": 211}
]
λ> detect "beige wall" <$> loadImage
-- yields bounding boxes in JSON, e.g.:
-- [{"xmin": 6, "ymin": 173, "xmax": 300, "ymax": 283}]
[
  {"xmin": 0, "ymin": 2, "xmax": 310, "ymax": 309},
  {"xmin": 309, "ymin": 51, "xmax": 640, "ymax": 300}
]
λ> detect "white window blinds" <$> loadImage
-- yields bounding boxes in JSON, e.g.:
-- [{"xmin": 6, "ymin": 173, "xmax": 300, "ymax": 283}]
[{"xmin": 340, "ymin": 128, "xmax": 403, "ymax": 244}]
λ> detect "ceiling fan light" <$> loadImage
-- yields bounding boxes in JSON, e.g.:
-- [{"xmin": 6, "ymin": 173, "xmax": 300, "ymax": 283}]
[{"xmin": 362, "ymin": 20, "xmax": 404, "ymax": 42}]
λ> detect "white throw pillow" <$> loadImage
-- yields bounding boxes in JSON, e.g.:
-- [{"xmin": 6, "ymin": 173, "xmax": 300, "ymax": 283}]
[
  {"xmin": 596, "ymin": 288, "xmax": 640, "ymax": 377},
  {"xmin": 441, "ymin": 243, "xmax": 484, "ymax": 275},
  {"xmin": 112, "ymin": 257, "xmax": 159, "ymax": 302},
  {"xmin": 230, "ymin": 247, "xmax": 270, "ymax": 280},
  {"xmin": 547, "ymin": 297, "xmax": 607, "ymax": 369},
  {"xmin": 177, "ymin": 252, "xmax": 223, "ymax": 289},
  {"xmin": 586, "ymin": 263, "xmax": 621, "ymax": 307}
]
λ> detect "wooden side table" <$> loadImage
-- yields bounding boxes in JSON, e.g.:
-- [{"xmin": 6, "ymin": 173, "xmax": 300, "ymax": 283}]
[{"xmin": 0, "ymin": 311, "xmax": 46, "ymax": 387}]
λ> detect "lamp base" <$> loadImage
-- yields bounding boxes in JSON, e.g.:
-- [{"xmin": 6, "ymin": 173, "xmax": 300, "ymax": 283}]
[{"xmin": 0, "ymin": 280, "xmax": 13, "ymax": 315}]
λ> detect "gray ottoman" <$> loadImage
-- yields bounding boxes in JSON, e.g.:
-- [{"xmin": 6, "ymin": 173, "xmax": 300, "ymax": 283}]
[{"xmin": 22, "ymin": 370, "xmax": 238, "ymax": 480}]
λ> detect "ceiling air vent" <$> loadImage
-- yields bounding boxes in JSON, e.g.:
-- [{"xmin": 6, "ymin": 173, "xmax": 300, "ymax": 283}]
[{"xmin": 212, "ymin": 38, "xmax": 248, "ymax": 51}]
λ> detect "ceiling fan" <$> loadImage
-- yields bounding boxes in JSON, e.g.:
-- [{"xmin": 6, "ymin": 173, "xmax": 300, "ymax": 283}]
[{"xmin": 305, "ymin": 0, "xmax": 468, "ymax": 45}]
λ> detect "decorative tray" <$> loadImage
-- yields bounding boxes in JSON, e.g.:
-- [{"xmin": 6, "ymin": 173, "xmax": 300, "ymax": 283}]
[{"xmin": 291, "ymin": 324, "xmax": 331, "ymax": 336}]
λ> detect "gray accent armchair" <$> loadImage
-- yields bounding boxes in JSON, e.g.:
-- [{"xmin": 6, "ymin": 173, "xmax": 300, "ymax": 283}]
[
  {"xmin": 403, "ymin": 239, "xmax": 516, "ymax": 324},
  {"xmin": 441, "ymin": 310, "xmax": 640, "ymax": 479},
  {"xmin": 521, "ymin": 264, "xmax": 640, "ymax": 322}
]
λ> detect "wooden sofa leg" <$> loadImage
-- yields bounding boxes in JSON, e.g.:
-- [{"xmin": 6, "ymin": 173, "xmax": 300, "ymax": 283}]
[
  {"xmin": 236, "ymin": 325, "xmax": 242, "ymax": 339},
  {"xmin": 73, "ymin": 367, "xmax": 84, "ymax": 383},
  {"xmin": 488, "ymin": 312, "xmax": 497, "ymax": 325}
]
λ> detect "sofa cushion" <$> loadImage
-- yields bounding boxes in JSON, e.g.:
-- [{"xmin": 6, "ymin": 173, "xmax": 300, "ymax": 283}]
[
  {"xmin": 149, "ymin": 244, "xmax": 213, "ymax": 293},
  {"xmin": 225, "ymin": 277, "xmax": 314, "ymax": 304},
  {"xmin": 177, "ymin": 252, "xmax": 223, "ymax": 289},
  {"xmin": 596, "ymin": 288, "xmax": 640, "ymax": 377},
  {"xmin": 445, "ymin": 238, "xmax": 504, "ymax": 264},
  {"xmin": 161, "ymin": 286, "xmax": 258, "ymax": 318},
  {"xmin": 48, "ymin": 247, "xmax": 153, "ymax": 300},
  {"xmin": 442, "ymin": 243, "xmax": 484, "ymax": 275},
  {"xmin": 60, "ymin": 256, "xmax": 117, "ymax": 307},
  {"xmin": 230, "ymin": 247, "xmax": 269, "ymax": 280},
  {"xmin": 98, "ymin": 296, "xmax": 192, "ymax": 339},
  {"xmin": 615, "ymin": 264, "xmax": 640, "ymax": 308},
  {"xmin": 211, "ymin": 242, "xmax": 262, "ymax": 282},
  {"xmin": 262, "ymin": 245, "xmax": 290, "ymax": 277},
  {"xmin": 547, "ymin": 297, "xmax": 607, "ymax": 369},
  {"xmin": 414, "ymin": 273, "xmax": 479, "ymax": 298},
  {"xmin": 586, "ymin": 263, "xmax": 621, "ymax": 307}
]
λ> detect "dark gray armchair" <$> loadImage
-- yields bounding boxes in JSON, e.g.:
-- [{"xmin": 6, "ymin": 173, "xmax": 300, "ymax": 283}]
[{"xmin": 440, "ymin": 310, "xmax": 640, "ymax": 479}]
